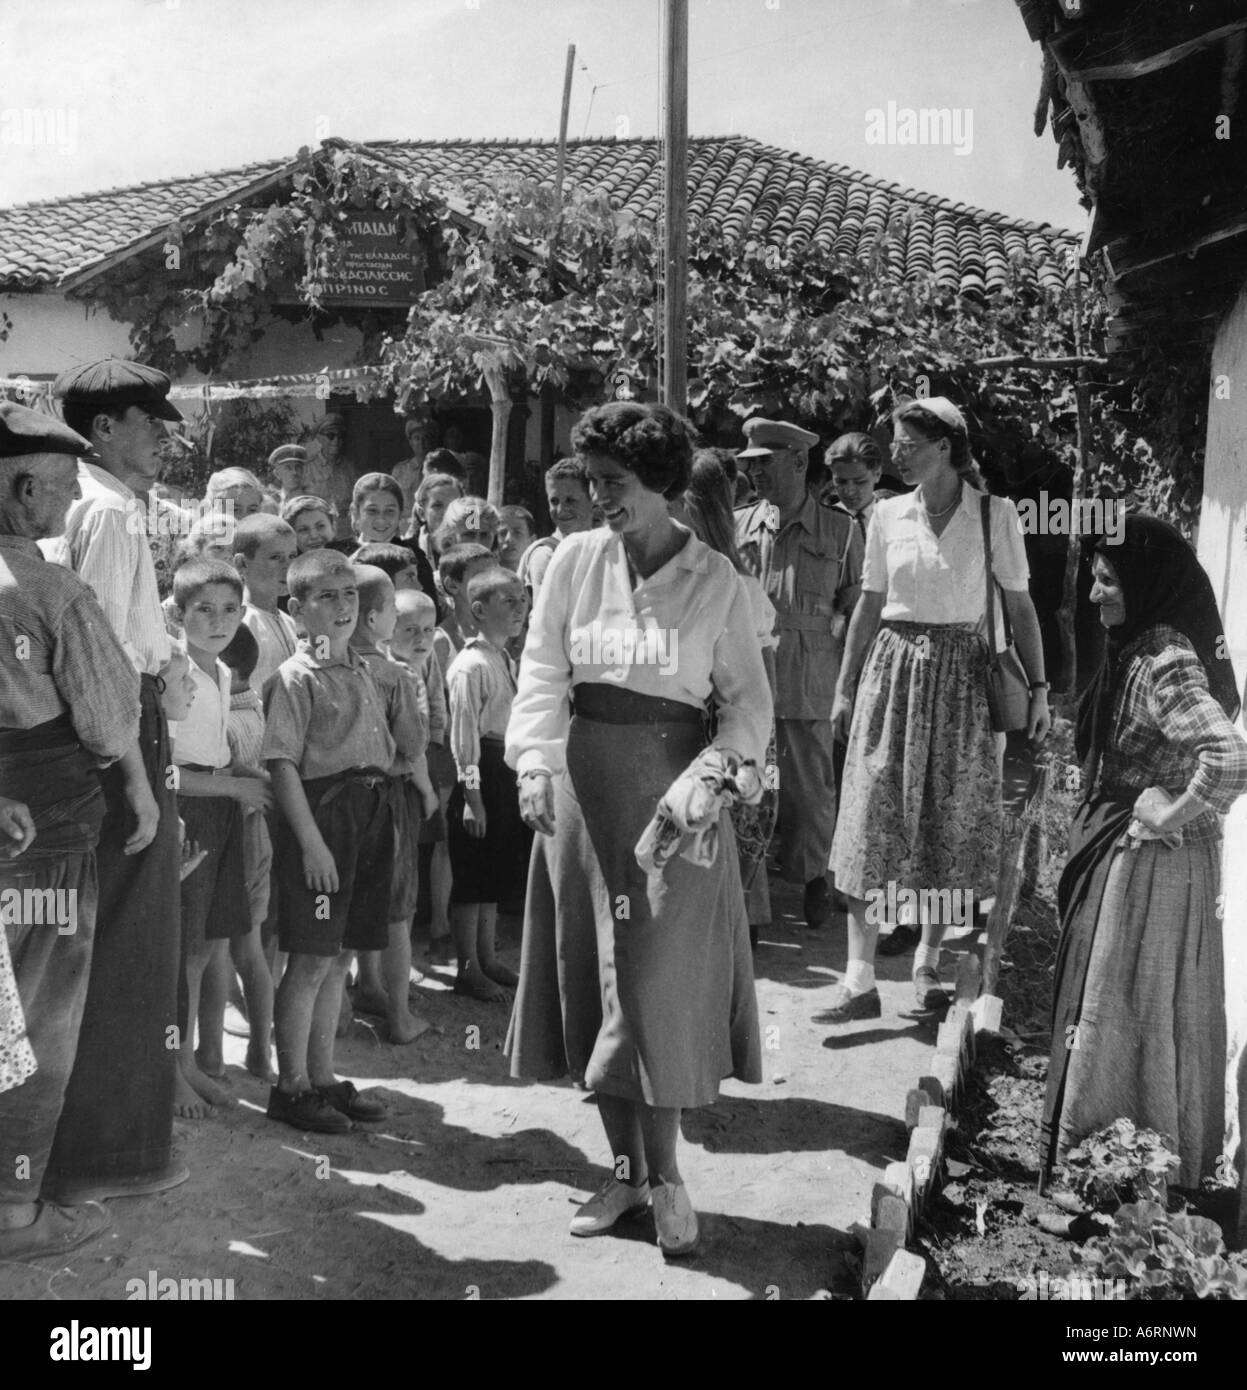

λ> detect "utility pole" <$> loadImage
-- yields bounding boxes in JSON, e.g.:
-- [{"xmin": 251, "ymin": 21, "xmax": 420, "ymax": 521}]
[
  {"xmin": 553, "ymin": 44, "xmax": 576, "ymax": 215},
  {"xmin": 661, "ymin": 0, "xmax": 688, "ymax": 414}
]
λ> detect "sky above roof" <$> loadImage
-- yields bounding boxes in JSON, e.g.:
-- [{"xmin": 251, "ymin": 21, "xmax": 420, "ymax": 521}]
[{"xmin": 1, "ymin": 0, "xmax": 1083, "ymax": 231}]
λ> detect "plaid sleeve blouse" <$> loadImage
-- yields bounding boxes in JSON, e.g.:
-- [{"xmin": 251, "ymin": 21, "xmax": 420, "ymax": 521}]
[{"xmin": 1095, "ymin": 625, "xmax": 1247, "ymax": 839}]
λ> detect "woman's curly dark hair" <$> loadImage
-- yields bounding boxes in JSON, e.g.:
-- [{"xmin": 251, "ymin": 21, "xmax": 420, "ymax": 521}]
[{"xmin": 569, "ymin": 402, "xmax": 696, "ymax": 499}]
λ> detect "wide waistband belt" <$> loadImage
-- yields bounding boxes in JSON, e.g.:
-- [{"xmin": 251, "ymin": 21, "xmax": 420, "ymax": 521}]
[
  {"xmin": 571, "ymin": 682, "xmax": 703, "ymax": 726},
  {"xmin": 0, "ymin": 713, "xmax": 78, "ymax": 753}
]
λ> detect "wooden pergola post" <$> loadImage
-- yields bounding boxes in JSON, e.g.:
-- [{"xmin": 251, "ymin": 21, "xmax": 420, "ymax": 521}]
[{"xmin": 483, "ymin": 359, "xmax": 511, "ymax": 508}]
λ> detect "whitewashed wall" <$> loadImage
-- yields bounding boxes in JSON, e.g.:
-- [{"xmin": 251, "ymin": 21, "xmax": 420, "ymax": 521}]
[{"xmin": 1198, "ymin": 277, "xmax": 1247, "ymax": 1165}]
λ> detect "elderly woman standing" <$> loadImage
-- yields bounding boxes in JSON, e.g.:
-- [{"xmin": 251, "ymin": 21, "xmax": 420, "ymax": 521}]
[
  {"xmin": 1041, "ymin": 516, "xmax": 1247, "ymax": 1190},
  {"xmin": 827, "ymin": 397, "xmax": 1051, "ymax": 1022},
  {"xmin": 506, "ymin": 402, "xmax": 771, "ymax": 1258}
]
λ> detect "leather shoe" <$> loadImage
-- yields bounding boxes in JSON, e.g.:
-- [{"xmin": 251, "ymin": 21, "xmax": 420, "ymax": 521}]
[
  {"xmin": 878, "ymin": 924, "xmax": 921, "ymax": 957},
  {"xmin": 570, "ymin": 1178, "xmax": 650, "ymax": 1236},
  {"xmin": 316, "ymin": 1080, "xmax": 386, "ymax": 1122},
  {"xmin": 819, "ymin": 984, "xmax": 881, "ymax": 1023},
  {"xmin": 914, "ymin": 967, "xmax": 947, "ymax": 1010},
  {"xmin": 651, "ymin": 1181, "xmax": 700, "ymax": 1257},
  {"xmin": 803, "ymin": 876, "xmax": 830, "ymax": 928}
]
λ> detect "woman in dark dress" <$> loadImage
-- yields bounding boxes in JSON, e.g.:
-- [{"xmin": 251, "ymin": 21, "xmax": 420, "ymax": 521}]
[{"xmin": 1041, "ymin": 515, "xmax": 1247, "ymax": 1189}]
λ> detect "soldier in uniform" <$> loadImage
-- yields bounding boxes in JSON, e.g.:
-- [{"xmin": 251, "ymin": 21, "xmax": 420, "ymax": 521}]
[{"xmin": 735, "ymin": 419, "xmax": 863, "ymax": 928}]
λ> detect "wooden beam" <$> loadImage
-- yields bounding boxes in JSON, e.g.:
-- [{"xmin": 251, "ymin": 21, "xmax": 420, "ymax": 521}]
[
  {"xmin": 660, "ymin": 0, "xmax": 688, "ymax": 416},
  {"xmin": 1109, "ymin": 207, "xmax": 1247, "ymax": 281},
  {"xmin": 1052, "ymin": 16, "xmax": 1247, "ymax": 82},
  {"xmin": 973, "ymin": 353, "xmax": 1108, "ymax": 369}
]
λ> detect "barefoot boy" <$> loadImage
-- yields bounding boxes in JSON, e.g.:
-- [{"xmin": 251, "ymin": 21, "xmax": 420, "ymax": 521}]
[
  {"xmin": 261, "ymin": 550, "xmax": 399, "ymax": 1132},
  {"xmin": 388, "ymin": 590, "xmax": 452, "ymax": 961},
  {"xmin": 218, "ymin": 623, "xmax": 277, "ymax": 1083},
  {"xmin": 348, "ymin": 565, "xmax": 438, "ymax": 1043},
  {"xmin": 169, "ymin": 560, "xmax": 274, "ymax": 1117},
  {"xmin": 445, "ymin": 567, "xmax": 532, "ymax": 1002}
]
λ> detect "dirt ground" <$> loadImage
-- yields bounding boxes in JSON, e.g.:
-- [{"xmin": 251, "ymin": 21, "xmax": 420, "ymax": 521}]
[{"xmin": 0, "ymin": 875, "xmax": 962, "ymax": 1303}]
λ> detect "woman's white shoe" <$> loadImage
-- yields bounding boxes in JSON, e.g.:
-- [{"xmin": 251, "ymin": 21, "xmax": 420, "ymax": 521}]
[
  {"xmin": 569, "ymin": 1178, "xmax": 650, "ymax": 1237},
  {"xmin": 651, "ymin": 1181, "xmax": 700, "ymax": 1256}
]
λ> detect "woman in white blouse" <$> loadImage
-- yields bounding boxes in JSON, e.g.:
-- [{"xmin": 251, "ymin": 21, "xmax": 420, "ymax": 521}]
[
  {"xmin": 826, "ymin": 398, "xmax": 1051, "ymax": 1023},
  {"xmin": 505, "ymin": 402, "xmax": 772, "ymax": 1259}
]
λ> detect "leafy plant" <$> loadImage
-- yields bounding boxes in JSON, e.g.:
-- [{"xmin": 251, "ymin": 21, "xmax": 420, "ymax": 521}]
[
  {"xmin": 1061, "ymin": 1119, "xmax": 1180, "ymax": 1209},
  {"xmin": 1070, "ymin": 1200, "xmax": 1247, "ymax": 1300}
]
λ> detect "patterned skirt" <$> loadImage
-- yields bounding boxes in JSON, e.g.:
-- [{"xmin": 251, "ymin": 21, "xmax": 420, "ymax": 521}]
[
  {"xmin": 0, "ymin": 927, "xmax": 36, "ymax": 1095},
  {"xmin": 829, "ymin": 621, "xmax": 1002, "ymax": 901}
]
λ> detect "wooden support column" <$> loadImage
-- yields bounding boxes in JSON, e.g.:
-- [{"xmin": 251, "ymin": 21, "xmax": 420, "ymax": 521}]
[
  {"xmin": 483, "ymin": 360, "xmax": 511, "ymax": 508},
  {"xmin": 661, "ymin": 0, "xmax": 688, "ymax": 415}
]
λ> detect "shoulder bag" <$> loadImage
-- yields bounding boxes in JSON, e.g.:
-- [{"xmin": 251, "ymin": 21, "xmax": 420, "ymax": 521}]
[{"xmin": 980, "ymin": 494, "xmax": 1030, "ymax": 733}]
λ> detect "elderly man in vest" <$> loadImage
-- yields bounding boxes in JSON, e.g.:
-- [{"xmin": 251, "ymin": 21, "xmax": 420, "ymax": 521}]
[
  {"xmin": 0, "ymin": 403, "xmax": 143, "ymax": 1258},
  {"xmin": 40, "ymin": 359, "xmax": 188, "ymax": 1203},
  {"xmin": 735, "ymin": 419, "xmax": 863, "ymax": 929}
]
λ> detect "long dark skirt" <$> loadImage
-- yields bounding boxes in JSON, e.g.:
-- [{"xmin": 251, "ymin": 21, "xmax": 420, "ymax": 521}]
[
  {"xmin": 1041, "ymin": 795, "xmax": 1227, "ymax": 1187},
  {"xmin": 506, "ymin": 711, "xmax": 761, "ymax": 1109}
]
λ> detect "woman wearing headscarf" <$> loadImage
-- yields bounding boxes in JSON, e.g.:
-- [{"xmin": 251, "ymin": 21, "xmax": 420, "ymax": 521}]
[
  {"xmin": 506, "ymin": 402, "xmax": 771, "ymax": 1258},
  {"xmin": 1040, "ymin": 514, "xmax": 1247, "ymax": 1190},
  {"xmin": 827, "ymin": 397, "xmax": 1051, "ymax": 1021}
]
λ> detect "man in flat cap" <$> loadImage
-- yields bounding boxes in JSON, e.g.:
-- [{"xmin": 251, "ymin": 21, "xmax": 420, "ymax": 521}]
[
  {"xmin": 0, "ymin": 402, "xmax": 143, "ymax": 1257},
  {"xmin": 736, "ymin": 418, "xmax": 863, "ymax": 929},
  {"xmin": 39, "ymin": 359, "xmax": 188, "ymax": 1203}
]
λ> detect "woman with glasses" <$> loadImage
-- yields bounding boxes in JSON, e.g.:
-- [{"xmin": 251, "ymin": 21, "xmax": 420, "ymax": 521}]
[{"xmin": 824, "ymin": 398, "xmax": 1051, "ymax": 1022}]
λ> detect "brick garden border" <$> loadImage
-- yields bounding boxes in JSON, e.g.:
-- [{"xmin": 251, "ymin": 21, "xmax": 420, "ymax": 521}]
[{"xmin": 856, "ymin": 953, "xmax": 1005, "ymax": 1299}]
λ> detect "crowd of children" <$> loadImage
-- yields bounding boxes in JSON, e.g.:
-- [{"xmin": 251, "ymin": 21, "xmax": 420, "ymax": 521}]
[{"xmin": 154, "ymin": 451, "xmax": 596, "ymax": 1133}]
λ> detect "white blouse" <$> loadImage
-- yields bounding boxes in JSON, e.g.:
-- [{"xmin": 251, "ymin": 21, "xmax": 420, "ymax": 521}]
[
  {"xmin": 862, "ymin": 487, "xmax": 1029, "ymax": 646},
  {"xmin": 506, "ymin": 527, "xmax": 772, "ymax": 777}
]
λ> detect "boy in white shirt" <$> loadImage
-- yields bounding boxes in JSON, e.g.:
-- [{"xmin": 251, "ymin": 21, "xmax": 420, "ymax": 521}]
[{"xmin": 169, "ymin": 560, "xmax": 274, "ymax": 1118}]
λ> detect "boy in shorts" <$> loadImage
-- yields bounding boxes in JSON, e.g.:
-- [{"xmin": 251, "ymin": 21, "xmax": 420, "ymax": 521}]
[
  {"xmin": 261, "ymin": 550, "xmax": 404, "ymax": 1133},
  {"xmin": 169, "ymin": 560, "xmax": 274, "ymax": 1117},
  {"xmin": 219, "ymin": 623, "xmax": 277, "ymax": 1082},
  {"xmin": 388, "ymin": 589, "xmax": 452, "ymax": 961},
  {"xmin": 347, "ymin": 566, "xmax": 437, "ymax": 1042},
  {"xmin": 446, "ymin": 568, "xmax": 531, "ymax": 1002}
]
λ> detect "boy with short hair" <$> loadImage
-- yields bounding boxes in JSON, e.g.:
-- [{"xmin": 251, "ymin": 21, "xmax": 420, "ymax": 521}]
[
  {"xmin": 445, "ymin": 567, "xmax": 531, "ymax": 1002},
  {"xmin": 497, "ymin": 505, "xmax": 535, "ymax": 573},
  {"xmin": 169, "ymin": 560, "xmax": 274, "ymax": 1118},
  {"xmin": 520, "ymin": 457, "xmax": 594, "ymax": 600},
  {"xmin": 351, "ymin": 542, "xmax": 424, "ymax": 591},
  {"xmin": 442, "ymin": 495, "xmax": 500, "ymax": 553},
  {"xmin": 388, "ymin": 589, "xmax": 453, "ymax": 962},
  {"xmin": 218, "ymin": 622, "xmax": 277, "ymax": 1083},
  {"xmin": 434, "ymin": 542, "xmax": 495, "ymax": 670},
  {"xmin": 232, "ymin": 514, "xmax": 299, "ymax": 694},
  {"xmin": 280, "ymin": 495, "xmax": 338, "ymax": 554},
  {"xmin": 205, "ymin": 468, "xmax": 264, "ymax": 522},
  {"xmin": 347, "ymin": 566, "xmax": 438, "ymax": 1042},
  {"xmin": 261, "ymin": 550, "xmax": 403, "ymax": 1133}
]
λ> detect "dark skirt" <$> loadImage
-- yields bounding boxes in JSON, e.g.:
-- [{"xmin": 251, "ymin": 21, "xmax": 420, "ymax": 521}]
[
  {"xmin": 447, "ymin": 738, "xmax": 531, "ymax": 905},
  {"xmin": 506, "ymin": 700, "xmax": 761, "ymax": 1109},
  {"xmin": 1041, "ymin": 795, "xmax": 1226, "ymax": 1187}
]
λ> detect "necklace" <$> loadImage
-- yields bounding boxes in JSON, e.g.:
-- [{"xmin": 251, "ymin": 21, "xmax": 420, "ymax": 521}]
[{"xmin": 921, "ymin": 484, "xmax": 962, "ymax": 520}]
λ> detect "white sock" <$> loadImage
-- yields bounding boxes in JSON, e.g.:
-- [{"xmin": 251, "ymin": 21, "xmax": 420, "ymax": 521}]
[
  {"xmin": 843, "ymin": 959, "xmax": 876, "ymax": 995},
  {"xmin": 913, "ymin": 944, "xmax": 941, "ymax": 974}
]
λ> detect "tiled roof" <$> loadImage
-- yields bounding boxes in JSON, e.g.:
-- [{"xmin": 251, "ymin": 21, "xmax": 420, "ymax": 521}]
[{"xmin": 0, "ymin": 135, "xmax": 1077, "ymax": 296}]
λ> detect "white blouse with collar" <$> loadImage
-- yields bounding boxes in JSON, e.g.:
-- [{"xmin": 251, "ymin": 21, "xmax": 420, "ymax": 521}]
[
  {"xmin": 862, "ymin": 487, "xmax": 1029, "ymax": 646},
  {"xmin": 506, "ymin": 526, "xmax": 772, "ymax": 777}
]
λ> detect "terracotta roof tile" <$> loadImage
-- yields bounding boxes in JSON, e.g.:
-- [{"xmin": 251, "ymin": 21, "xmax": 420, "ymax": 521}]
[{"xmin": 0, "ymin": 135, "xmax": 1077, "ymax": 293}]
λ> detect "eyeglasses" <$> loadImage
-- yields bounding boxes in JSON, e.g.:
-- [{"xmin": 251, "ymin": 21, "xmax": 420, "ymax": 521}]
[{"xmin": 890, "ymin": 438, "xmax": 931, "ymax": 456}]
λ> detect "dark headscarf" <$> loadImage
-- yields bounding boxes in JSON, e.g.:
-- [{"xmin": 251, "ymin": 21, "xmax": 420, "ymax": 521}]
[{"xmin": 1076, "ymin": 513, "xmax": 1240, "ymax": 786}]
